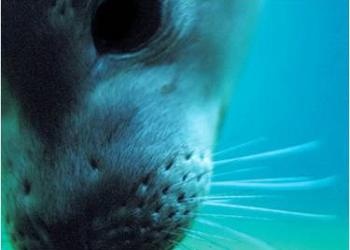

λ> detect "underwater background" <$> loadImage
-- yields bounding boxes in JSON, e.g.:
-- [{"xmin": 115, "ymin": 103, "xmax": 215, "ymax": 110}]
[
  {"xmin": 1, "ymin": 0, "xmax": 349, "ymax": 250},
  {"xmin": 178, "ymin": 0, "xmax": 349, "ymax": 249}
]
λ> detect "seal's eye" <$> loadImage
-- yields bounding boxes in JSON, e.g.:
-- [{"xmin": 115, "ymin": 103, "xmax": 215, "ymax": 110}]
[{"xmin": 92, "ymin": 0, "xmax": 161, "ymax": 54}]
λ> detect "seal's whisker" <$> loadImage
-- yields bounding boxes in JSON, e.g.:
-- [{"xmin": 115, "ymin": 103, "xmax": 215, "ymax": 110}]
[
  {"xmin": 211, "ymin": 167, "xmax": 268, "ymax": 179},
  {"xmin": 213, "ymin": 137, "xmax": 267, "ymax": 157},
  {"xmin": 194, "ymin": 213, "xmax": 272, "ymax": 221},
  {"xmin": 183, "ymin": 195, "xmax": 269, "ymax": 202},
  {"xmin": 183, "ymin": 234, "xmax": 228, "ymax": 250},
  {"xmin": 166, "ymin": 229, "xmax": 222, "ymax": 250},
  {"xmin": 217, "ymin": 176, "xmax": 312, "ymax": 183},
  {"xmin": 180, "ymin": 232, "xmax": 214, "ymax": 249},
  {"xmin": 210, "ymin": 176, "xmax": 336, "ymax": 191},
  {"xmin": 181, "ymin": 227, "xmax": 227, "ymax": 241},
  {"xmin": 196, "ymin": 219, "xmax": 275, "ymax": 250},
  {"xmin": 180, "ymin": 227, "xmax": 230, "ymax": 250},
  {"xmin": 171, "ymin": 170, "xmax": 212, "ymax": 188},
  {"xmin": 203, "ymin": 202, "xmax": 336, "ymax": 220},
  {"xmin": 213, "ymin": 141, "xmax": 319, "ymax": 166},
  {"xmin": 169, "ymin": 239, "xmax": 192, "ymax": 250}
]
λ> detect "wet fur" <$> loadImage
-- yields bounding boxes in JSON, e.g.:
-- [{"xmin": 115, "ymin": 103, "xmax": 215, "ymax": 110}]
[{"xmin": 2, "ymin": 1, "xmax": 259, "ymax": 249}]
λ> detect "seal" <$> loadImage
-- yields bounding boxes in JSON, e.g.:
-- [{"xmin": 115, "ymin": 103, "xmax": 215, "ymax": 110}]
[{"xmin": 2, "ymin": 0, "xmax": 259, "ymax": 249}]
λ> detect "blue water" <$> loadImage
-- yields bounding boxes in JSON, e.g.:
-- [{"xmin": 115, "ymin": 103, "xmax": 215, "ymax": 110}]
[
  {"xmin": 179, "ymin": 0, "xmax": 349, "ymax": 249},
  {"xmin": 220, "ymin": 0, "xmax": 348, "ymax": 215},
  {"xmin": 229, "ymin": 0, "xmax": 348, "ymax": 217}
]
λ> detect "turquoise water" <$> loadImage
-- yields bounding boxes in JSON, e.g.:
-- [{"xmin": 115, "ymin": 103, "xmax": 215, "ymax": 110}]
[
  {"xmin": 2, "ymin": 1, "xmax": 348, "ymax": 250},
  {"xmin": 178, "ymin": 0, "xmax": 349, "ymax": 249}
]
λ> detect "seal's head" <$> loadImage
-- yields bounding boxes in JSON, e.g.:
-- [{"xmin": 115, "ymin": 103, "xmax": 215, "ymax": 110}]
[{"xmin": 2, "ymin": 0, "xmax": 259, "ymax": 249}]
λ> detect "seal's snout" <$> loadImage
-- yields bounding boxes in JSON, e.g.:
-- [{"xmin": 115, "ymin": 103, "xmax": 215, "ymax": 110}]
[
  {"xmin": 87, "ymin": 151, "xmax": 212, "ymax": 250},
  {"xmin": 6, "ymin": 150, "xmax": 212, "ymax": 250}
]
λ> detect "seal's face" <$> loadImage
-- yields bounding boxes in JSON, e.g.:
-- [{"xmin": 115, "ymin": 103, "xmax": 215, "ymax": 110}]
[{"xmin": 2, "ymin": 0, "xmax": 259, "ymax": 249}]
